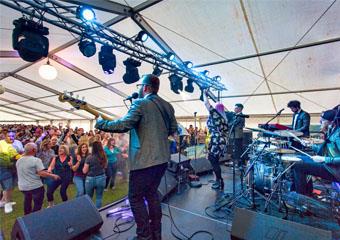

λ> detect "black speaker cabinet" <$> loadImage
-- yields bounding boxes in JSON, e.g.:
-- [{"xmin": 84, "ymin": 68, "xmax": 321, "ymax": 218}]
[
  {"xmin": 190, "ymin": 157, "xmax": 213, "ymax": 174},
  {"xmin": 231, "ymin": 207, "xmax": 332, "ymax": 240},
  {"xmin": 158, "ymin": 170, "xmax": 177, "ymax": 201},
  {"xmin": 11, "ymin": 195, "xmax": 103, "ymax": 240}
]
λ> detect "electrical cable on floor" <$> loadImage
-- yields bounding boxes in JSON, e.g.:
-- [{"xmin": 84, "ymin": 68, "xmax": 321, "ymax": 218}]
[
  {"xmin": 103, "ymin": 205, "xmax": 135, "ymax": 239},
  {"xmin": 163, "ymin": 171, "xmax": 216, "ymax": 240}
]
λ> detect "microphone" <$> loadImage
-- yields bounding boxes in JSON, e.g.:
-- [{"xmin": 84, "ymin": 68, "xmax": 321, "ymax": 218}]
[
  {"xmin": 277, "ymin": 108, "xmax": 285, "ymax": 115},
  {"xmin": 124, "ymin": 92, "xmax": 139, "ymax": 101},
  {"xmin": 236, "ymin": 113, "xmax": 249, "ymax": 118}
]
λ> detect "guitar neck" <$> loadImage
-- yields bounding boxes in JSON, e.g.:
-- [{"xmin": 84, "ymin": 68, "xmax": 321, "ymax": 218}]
[{"xmin": 83, "ymin": 106, "xmax": 113, "ymax": 121}]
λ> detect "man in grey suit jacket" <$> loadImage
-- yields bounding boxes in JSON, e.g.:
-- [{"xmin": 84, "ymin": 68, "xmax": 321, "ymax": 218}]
[
  {"xmin": 96, "ymin": 74, "xmax": 177, "ymax": 240},
  {"xmin": 288, "ymin": 100, "xmax": 310, "ymax": 137}
]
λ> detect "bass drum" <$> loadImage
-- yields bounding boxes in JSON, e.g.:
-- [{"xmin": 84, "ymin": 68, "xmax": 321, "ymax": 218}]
[
  {"xmin": 251, "ymin": 162, "xmax": 275, "ymax": 194},
  {"xmin": 248, "ymin": 161, "xmax": 292, "ymax": 195}
]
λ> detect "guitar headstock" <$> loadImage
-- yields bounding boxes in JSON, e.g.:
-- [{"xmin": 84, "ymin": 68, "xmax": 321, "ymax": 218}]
[{"xmin": 59, "ymin": 91, "xmax": 87, "ymax": 110}]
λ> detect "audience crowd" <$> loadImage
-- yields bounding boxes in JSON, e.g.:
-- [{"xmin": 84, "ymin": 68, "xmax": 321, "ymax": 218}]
[
  {"xmin": 0, "ymin": 123, "xmax": 207, "ymax": 215},
  {"xmin": 0, "ymin": 123, "xmax": 129, "ymax": 214}
]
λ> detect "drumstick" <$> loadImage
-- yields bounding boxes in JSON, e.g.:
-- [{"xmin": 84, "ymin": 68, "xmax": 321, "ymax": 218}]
[
  {"xmin": 287, "ymin": 131, "xmax": 307, "ymax": 146},
  {"xmin": 289, "ymin": 145, "xmax": 313, "ymax": 158}
]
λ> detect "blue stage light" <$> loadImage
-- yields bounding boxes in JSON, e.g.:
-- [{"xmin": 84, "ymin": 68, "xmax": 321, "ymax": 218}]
[
  {"xmin": 77, "ymin": 6, "xmax": 95, "ymax": 21},
  {"xmin": 166, "ymin": 53, "xmax": 175, "ymax": 61},
  {"xmin": 135, "ymin": 31, "xmax": 148, "ymax": 42},
  {"xmin": 184, "ymin": 61, "xmax": 193, "ymax": 69}
]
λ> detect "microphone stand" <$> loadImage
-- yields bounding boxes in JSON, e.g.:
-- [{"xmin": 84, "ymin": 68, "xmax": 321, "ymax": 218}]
[
  {"xmin": 190, "ymin": 112, "xmax": 202, "ymax": 188},
  {"xmin": 227, "ymin": 116, "xmax": 239, "ymax": 196},
  {"xmin": 263, "ymin": 110, "xmax": 283, "ymax": 130}
]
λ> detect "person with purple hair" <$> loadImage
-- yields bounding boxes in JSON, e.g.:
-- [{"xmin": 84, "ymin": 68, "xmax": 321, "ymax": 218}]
[{"xmin": 203, "ymin": 90, "xmax": 228, "ymax": 190}]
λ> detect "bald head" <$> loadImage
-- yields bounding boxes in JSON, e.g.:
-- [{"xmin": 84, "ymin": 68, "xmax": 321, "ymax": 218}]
[{"xmin": 24, "ymin": 143, "xmax": 37, "ymax": 156}]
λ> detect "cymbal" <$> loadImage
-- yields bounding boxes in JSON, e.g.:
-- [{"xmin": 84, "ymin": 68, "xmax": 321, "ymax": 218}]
[
  {"xmin": 268, "ymin": 148, "xmax": 296, "ymax": 154},
  {"xmin": 271, "ymin": 139, "xmax": 289, "ymax": 145},
  {"xmin": 273, "ymin": 130, "xmax": 303, "ymax": 137}
]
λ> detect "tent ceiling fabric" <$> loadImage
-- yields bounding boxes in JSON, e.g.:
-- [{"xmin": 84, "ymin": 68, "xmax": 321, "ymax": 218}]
[{"xmin": 1, "ymin": 0, "xmax": 339, "ymax": 122}]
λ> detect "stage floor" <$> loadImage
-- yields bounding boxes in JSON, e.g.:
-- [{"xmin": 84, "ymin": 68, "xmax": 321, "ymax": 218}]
[{"xmin": 94, "ymin": 166, "xmax": 340, "ymax": 240}]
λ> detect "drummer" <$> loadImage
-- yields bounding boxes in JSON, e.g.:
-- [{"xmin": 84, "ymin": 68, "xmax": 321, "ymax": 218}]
[{"xmin": 292, "ymin": 107, "xmax": 340, "ymax": 196}]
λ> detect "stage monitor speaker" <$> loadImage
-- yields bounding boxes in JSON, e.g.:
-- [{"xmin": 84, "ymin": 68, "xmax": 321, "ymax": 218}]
[
  {"xmin": 190, "ymin": 157, "xmax": 212, "ymax": 174},
  {"xmin": 11, "ymin": 195, "xmax": 103, "ymax": 240},
  {"xmin": 158, "ymin": 170, "xmax": 177, "ymax": 201},
  {"xmin": 231, "ymin": 207, "xmax": 332, "ymax": 240}
]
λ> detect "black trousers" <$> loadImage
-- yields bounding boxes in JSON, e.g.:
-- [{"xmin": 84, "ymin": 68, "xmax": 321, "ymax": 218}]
[
  {"xmin": 22, "ymin": 186, "xmax": 45, "ymax": 215},
  {"xmin": 208, "ymin": 153, "xmax": 222, "ymax": 181},
  {"xmin": 293, "ymin": 156, "xmax": 337, "ymax": 195},
  {"xmin": 47, "ymin": 173, "xmax": 71, "ymax": 202},
  {"xmin": 128, "ymin": 163, "xmax": 167, "ymax": 239}
]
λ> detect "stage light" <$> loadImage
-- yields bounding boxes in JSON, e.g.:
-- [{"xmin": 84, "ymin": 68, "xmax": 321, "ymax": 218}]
[
  {"xmin": 78, "ymin": 38, "xmax": 96, "ymax": 57},
  {"xmin": 166, "ymin": 52, "xmax": 175, "ymax": 61},
  {"xmin": 201, "ymin": 70, "xmax": 209, "ymax": 76},
  {"xmin": 184, "ymin": 79, "xmax": 194, "ymax": 93},
  {"xmin": 39, "ymin": 59, "xmax": 57, "ymax": 80},
  {"xmin": 214, "ymin": 75, "xmax": 221, "ymax": 81},
  {"xmin": 152, "ymin": 65, "xmax": 163, "ymax": 77},
  {"xmin": 99, "ymin": 45, "xmax": 116, "ymax": 74},
  {"xmin": 169, "ymin": 74, "xmax": 183, "ymax": 94},
  {"xmin": 184, "ymin": 61, "xmax": 193, "ymax": 69},
  {"xmin": 12, "ymin": 18, "xmax": 49, "ymax": 62},
  {"xmin": 123, "ymin": 58, "xmax": 141, "ymax": 84},
  {"xmin": 135, "ymin": 31, "xmax": 148, "ymax": 42},
  {"xmin": 77, "ymin": 6, "xmax": 95, "ymax": 21}
]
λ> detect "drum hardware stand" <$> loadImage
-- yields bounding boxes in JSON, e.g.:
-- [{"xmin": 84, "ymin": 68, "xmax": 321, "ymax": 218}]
[
  {"xmin": 216, "ymin": 140, "xmax": 270, "ymax": 211},
  {"xmin": 263, "ymin": 153, "xmax": 296, "ymax": 218}
]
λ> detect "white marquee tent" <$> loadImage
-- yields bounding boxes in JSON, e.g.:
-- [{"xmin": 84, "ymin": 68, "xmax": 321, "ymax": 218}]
[{"xmin": 0, "ymin": 0, "xmax": 339, "ymax": 129}]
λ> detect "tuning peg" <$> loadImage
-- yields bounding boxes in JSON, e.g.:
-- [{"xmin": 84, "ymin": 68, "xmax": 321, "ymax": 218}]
[{"xmin": 81, "ymin": 96, "xmax": 85, "ymax": 102}]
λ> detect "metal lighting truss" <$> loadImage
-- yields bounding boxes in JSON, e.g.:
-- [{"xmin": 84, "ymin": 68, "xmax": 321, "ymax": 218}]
[{"xmin": 0, "ymin": 0, "xmax": 226, "ymax": 92}]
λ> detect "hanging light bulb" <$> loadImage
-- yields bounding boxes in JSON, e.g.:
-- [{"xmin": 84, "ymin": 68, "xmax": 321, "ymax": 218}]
[{"xmin": 39, "ymin": 59, "xmax": 58, "ymax": 80}]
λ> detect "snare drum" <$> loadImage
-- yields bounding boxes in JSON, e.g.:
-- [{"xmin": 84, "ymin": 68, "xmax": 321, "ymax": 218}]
[{"xmin": 281, "ymin": 154, "xmax": 302, "ymax": 163}]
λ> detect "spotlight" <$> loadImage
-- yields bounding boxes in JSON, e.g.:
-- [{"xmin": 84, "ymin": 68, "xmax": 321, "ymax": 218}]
[
  {"xmin": 12, "ymin": 18, "xmax": 49, "ymax": 62},
  {"xmin": 214, "ymin": 75, "xmax": 221, "ymax": 81},
  {"xmin": 135, "ymin": 31, "xmax": 148, "ymax": 42},
  {"xmin": 77, "ymin": 6, "xmax": 95, "ymax": 21},
  {"xmin": 184, "ymin": 79, "xmax": 194, "ymax": 93},
  {"xmin": 169, "ymin": 74, "xmax": 183, "ymax": 94},
  {"xmin": 152, "ymin": 65, "xmax": 163, "ymax": 77},
  {"xmin": 39, "ymin": 59, "xmax": 57, "ymax": 80},
  {"xmin": 78, "ymin": 38, "xmax": 96, "ymax": 57},
  {"xmin": 201, "ymin": 70, "xmax": 210, "ymax": 76},
  {"xmin": 166, "ymin": 52, "xmax": 175, "ymax": 61},
  {"xmin": 184, "ymin": 61, "xmax": 193, "ymax": 69},
  {"xmin": 99, "ymin": 45, "xmax": 116, "ymax": 74},
  {"xmin": 123, "ymin": 58, "xmax": 141, "ymax": 84}
]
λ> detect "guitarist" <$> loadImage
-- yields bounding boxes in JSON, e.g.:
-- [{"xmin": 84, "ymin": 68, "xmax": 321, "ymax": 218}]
[
  {"xmin": 95, "ymin": 74, "xmax": 178, "ymax": 240},
  {"xmin": 292, "ymin": 106, "xmax": 340, "ymax": 196}
]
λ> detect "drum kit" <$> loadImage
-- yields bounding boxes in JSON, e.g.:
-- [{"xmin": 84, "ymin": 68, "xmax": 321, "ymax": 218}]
[{"xmin": 223, "ymin": 127, "xmax": 338, "ymax": 219}]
